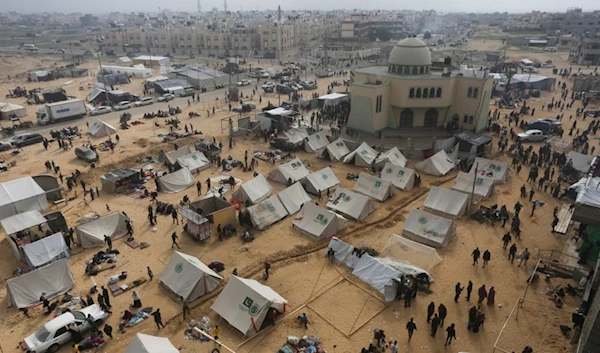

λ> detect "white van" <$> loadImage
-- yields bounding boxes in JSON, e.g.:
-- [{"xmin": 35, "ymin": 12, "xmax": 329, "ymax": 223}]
[{"xmin": 544, "ymin": 47, "xmax": 558, "ymax": 52}]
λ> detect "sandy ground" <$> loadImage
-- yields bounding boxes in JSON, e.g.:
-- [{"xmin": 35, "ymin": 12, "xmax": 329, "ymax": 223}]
[{"xmin": 0, "ymin": 37, "xmax": 596, "ymax": 353}]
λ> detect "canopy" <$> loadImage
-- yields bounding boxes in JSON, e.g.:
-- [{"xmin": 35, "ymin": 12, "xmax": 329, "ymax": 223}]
[
  {"xmin": 354, "ymin": 172, "xmax": 394, "ymax": 202},
  {"xmin": 319, "ymin": 138, "xmax": 350, "ymax": 161},
  {"xmin": 469, "ymin": 157, "xmax": 509, "ymax": 184},
  {"xmin": 374, "ymin": 147, "xmax": 407, "ymax": 168},
  {"xmin": 343, "ymin": 142, "xmax": 378, "ymax": 167},
  {"xmin": 89, "ymin": 119, "xmax": 116, "ymax": 138},
  {"xmin": 277, "ymin": 182, "xmax": 312, "ymax": 214},
  {"xmin": 380, "ymin": 234, "xmax": 443, "ymax": 271},
  {"xmin": 232, "ymin": 174, "xmax": 273, "ymax": 204},
  {"xmin": 326, "ymin": 187, "xmax": 376, "ymax": 220},
  {"xmin": 402, "ymin": 209, "xmax": 455, "ymax": 248},
  {"xmin": 268, "ymin": 158, "xmax": 309, "ymax": 184},
  {"xmin": 302, "ymin": 167, "xmax": 340, "ymax": 195},
  {"xmin": 283, "ymin": 127, "xmax": 310, "ymax": 145},
  {"xmin": 75, "ymin": 212, "xmax": 130, "ymax": 248},
  {"xmin": 211, "ymin": 276, "xmax": 287, "ymax": 337},
  {"xmin": 380, "ymin": 163, "xmax": 416, "ymax": 191},
  {"xmin": 247, "ymin": 195, "xmax": 289, "ymax": 230},
  {"xmin": 162, "ymin": 145, "xmax": 192, "ymax": 166},
  {"xmin": 158, "ymin": 168, "xmax": 195, "ymax": 193},
  {"xmin": 1, "ymin": 210, "xmax": 47, "ymax": 234},
  {"xmin": 0, "ymin": 176, "xmax": 48, "ymax": 219},
  {"xmin": 568, "ymin": 151, "xmax": 594, "ymax": 173},
  {"xmin": 124, "ymin": 334, "xmax": 179, "ymax": 353},
  {"xmin": 0, "ymin": 103, "xmax": 27, "ymax": 119},
  {"xmin": 305, "ymin": 131, "xmax": 329, "ymax": 153},
  {"xmin": 423, "ymin": 186, "xmax": 469, "ymax": 219},
  {"xmin": 415, "ymin": 150, "xmax": 455, "ymax": 176},
  {"xmin": 573, "ymin": 187, "xmax": 600, "ymax": 227},
  {"xmin": 159, "ymin": 251, "xmax": 223, "ymax": 302},
  {"xmin": 176, "ymin": 151, "xmax": 210, "ymax": 173},
  {"xmin": 451, "ymin": 171, "xmax": 495, "ymax": 200},
  {"xmin": 6, "ymin": 259, "xmax": 74, "ymax": 308},
  {"xmin": 22, "ymin": 232, "xmax": 70, "ymax": 269},
  {"xmin": 293, "ymin": 202, "xmax": 348, "ymax": 239}
]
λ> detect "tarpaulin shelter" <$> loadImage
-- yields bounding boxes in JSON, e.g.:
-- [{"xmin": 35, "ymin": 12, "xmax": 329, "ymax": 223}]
[
  {"xmin": 1, "ymin": 210, "xmax": 47, "ymax": 235},
  {"xmin": 325, "ymin": 237, "xmax": 359, "ymax": 267},
  {"xmin": 423, "ymin": 187, "xmax": 469, "ymax": 219},
  {"xmin": 469, "ymin": 157, "xmax": 509, "ymax": 184},
  {"xmin": 354, "ymin": 172, "xmax": 394, "ymax": 202},
  {"xmin": 98, "ymin": 72, "xmax": 129, "ymax": 85},
  {"xmin": 22, "ymin": 232, "xmax": 70, "ymax": 269},
  {"xmin": 374, "ymin": 147, "xmax": 407, "ymax": 168},
  {"xmin": 211, "ymin": 276, "xmax": 288, "ymax": 337},
  {"xmin": 573, "ymin": 187, "xmax": 600, "ymax": 227},
  {"xmin": 176, "ymin": 151, "xmax": 210, "ymax": 173},
  {"xmin": 283, "ymin": 127, "xmax": 310, "ymax": 146},
  {"xmin": 380, "ymin": 163, "xmax": 416, "ymax": 191},
  {"xmin": 232, "ymin": 174, "xmax": 273, "ymax": 205},
  {"xmin": 247, "ymin": 195, "xmax": 289, "ymax": 230},
  {"xmin": 0, "ymin": 176, "xmax": 48, "ymax": 219},
  {"xmin": 75, "ymin": 212, "xmax": 130, "ymax": 248},
  {"xmin": 326, "ymin": 187, "xmax": 376, "ymax": 220},
  {"xmin": 124, "ymin": 333, "xmax": 179, "ymax": 353},
  {"xmin": 568, "ymin": 151, "xmax": 594, "ymax": 174},
  {"xmin": 158, "ymin": 168, "xmax": 195, "ymax": 193},
  {"xmin": 380, "ymin": 234, "xmax": 443, "ymax": 271},
  {"xmin": 0, "ymin": 103, "xmax": 27, "ymax": 120},
  {"xmin": 277, "ymin": 182, "xmax": 312, "ymax": 215},
  {"xmin": 352, "ymin": 254, "xmax": 403, "ymax": 301},
  {"xmin": 343, "ymin": 142, "xmax": 378, "ymax": 167},
  {"xmin": 305, "ymin": 131, "xmax": 328, "ymax": 153},
  {"xmin": 6, "ymin": 259, "xmax": 74, "ymax": 308},
  {"xmin": 292, "ymin": 202, "xmax": 347, "ymax": 239},
  {"xmin": 190, "ymin": 196, "xmax": 237, "ymax": 229},
  {"xmin": 42, "ymin": 88, "xmax": 67, "ymax": 103},
  {"xmin": 89, "ymin": 119, "xmax": 116, "ymax": 138},
  {"xmin": 402, "ymin": 209, "xmax": 455, "ymax": 248},
  {"xmin": 159, "ymin": 251, "xmax": 223, "ymax": 302},
  {"xmin": 454, "ymin": 131, "xmax": 492, "ymax": 160},
  {"xmin": 268, "ymin": 158, "xmax": 309, "ymax": 184},
  {"xmin": 319, "ymin": 138, "xmax": 350, "ymax": 162},
  {"xmin": 160, "ymin": 145, "xmax": 192, "ymax": 168},
  {"xmin": 451, "ymin": 171, "xmax": 495, "ymax": 200},
  {"xmin": 415, "ymin": 150, "xmax": 455, "ymax": 176},
  {"xmin": 302, "ymin": 167, "xmax": 340, "ymax": 195},
  {"xmin": 100, "ymin": 169, "xmax": 142, "ymax": 194}
]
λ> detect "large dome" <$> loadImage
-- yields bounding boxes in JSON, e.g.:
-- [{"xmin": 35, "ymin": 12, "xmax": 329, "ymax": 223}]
[{"xmin": 388, "ymin": 37, "xmax": 432, "ymax": 68}]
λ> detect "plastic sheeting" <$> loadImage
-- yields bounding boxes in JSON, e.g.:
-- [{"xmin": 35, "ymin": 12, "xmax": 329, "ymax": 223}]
[
  {"xmin": 22, "ymin": 232, "xmax": 70, "ymax": 269},
  {"xmin": 162, "ymin": 145, "xmax": 192, "ymax": 166},
  {"xmin": 423, "ymin": 186, "xmax": 469, "ymax": 219},
  {"xmin": 292, "ymin": 202, "xmax": 347, "ymax": 238},
  {"xmin": 89, "ymin": 119, "xmax": 116, "ymax": 137},
  {"xmin": 380, "ymin": 163, "xmax": 416, "ymax": 191},
  {"xmin": 124, "ymin": 334, "xmax": 179, "ymax": 353},
  {"xmin": 374, "ymin": 147, "xmax": 407, "ymax": 168},
  {"xmin": 302, "ymin": 167, "xmax": 340, "ymax": 195},
  {"xmin": 232, "ymin": 174, "xmax": 273, "ymax": 204},
  {"xmin": 305, "ymin": 131, "xmax": 329, "ymax": 152},
  {"xmin": 247, "ymin": 195, "xmax": 289, "ymax": 230},
  {"xmin": 380, "ymin": 234, "xmax": 443, "ymax": 271},
  {"xmin": 268, "ymin": 158, "xmax": 309, "ymax": 184},
  {"xmin": 176, "ymin": 151, "xmax": 210, "ymax": 173},
  {"xmin": 319, "ymin": 138, "xmax": 350, "ymax": 162},
  {"xmin": 283, "ymin": 127, "xmax": 310, "ymax": 145},
  {"xmin": 0, "ymin": 176, "xmax": 48, "ymax": 220},
  {"xmin": 277, "ymin": 182, "xmax": 312, "ymax": 215},
  {"xmin": 76, "ymin": 212, "xmax": 130, "ymax": 248},
  {"xmin": 415, "ymin": 150, "xmax": 455, "ymax": 176},
  {"xmin": 354, "ymin": 172, "xmax": 394, "ymax": 202},
  {"xmin": 451, "ymin": 171, "xmax": 495, "ymax": 200},
  {"xmin": 352, "ymin": 254, "xmax": 402, "ymax": 301},
  {"xmin": 0, "ymin": 210, "xmax": 47, "ymax": 234},
  {"xmin": 158, "ymin": 168, "xmax": 195, "ymax": 193},
  {"xmin": 402, "ymin": 209, "xmax": 455, "ymax": 248},
  {"xmin": 568, "ymin": 151, "xmax": 594, "ymax": 173},
  {"xmin": 159, "ymin": 251, "xmax": 222, "ymax": 302},
  {"xmin": 469, "ymin": 157, "xmax": 509, "ymax": 184},
  {"xmin": 326, "ymin": 187, "xmax": 376, "ymax": 220},
  {"xmin": 343, "ymin": 142, "xmax": 378, "ymax": 167}
]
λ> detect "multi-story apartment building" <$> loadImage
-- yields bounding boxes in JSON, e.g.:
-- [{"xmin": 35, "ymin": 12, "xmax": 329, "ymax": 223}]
[
  {"xmin": 340, "ymin": 13, "xmax": 404, "ymax": 42},
  {"xmin": 543, "ymin": 8, "xmax": 600, "ymax": 35},
  {"xmin": 571, "ymin": 34, "xmax": 600, "ymax": 66}
]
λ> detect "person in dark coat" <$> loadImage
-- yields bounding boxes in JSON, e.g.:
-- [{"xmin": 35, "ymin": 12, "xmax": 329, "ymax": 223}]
[
  {"xmin": 427, "ymin": 302, "xmax": 435, "ymax": 323},
  {"xmin": 466, "ymin": 280, "xmax": 473, "ymax": 301},
  {"xmin": 482, "ymin": 250, "xmax": 491, "ymax": 268},
  {"xmin": 406, "ymin": 318, "xmax": 417, "ymax": 341},
  {"xmin": 438, "ymin": 303, "xmax": 447, "ymax": 326},
  {"xmin": 151, "ymin": 308, "xmax": 165, "ymax": 329},
  {"xmin": 487, "ymin": 287, "xmax": 496, "ymax": 305},
  {"xmin": 430, "ymin": 314, "xmax": 441, "ymax": 337},
  {"xmin": 102, "ymin": 286, "xmax": 110, "ymax": 308},
  {"xmin": 104, "ymin": 235, "xmax": 112, "ymax": 250},
  {"xmin": 472, "ymin": 247, "xmax": 481, "ymax": 265},
  {"xmin": 445, "ymin": 323, "xmax": 456, "ymax": 346},
  {"xmin": 103, "ymin": 324, "xmax": 113, "ymax": 339},
  {"xmin": 454, "ymin": 282, "xmax": 463, "ymax": 302},
  {"xmin": 478, "ymin": 285, "xmax": 488, "ymax": 304}
]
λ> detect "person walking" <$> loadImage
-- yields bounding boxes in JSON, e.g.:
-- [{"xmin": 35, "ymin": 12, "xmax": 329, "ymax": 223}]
[
  {"xmin": 488, "ymin": 287, "xmax": 496, "ymax": 306},
  {"xmin": 298, "ymin": 313, "xmax": 308, "ymax": 328},
  {"xmin": 529, "ymin": 189, "xmax": 535, "ymax": 202},
  {"xmin": 518, "ymin": 248, "xmax": 530, "ymax": 267},
  {"xmin": 147, "ymin": 266, "xmax": 154, "ymax": 281},
  {"xmin": 389, "ymin": 340, "xmax": 399, "ymax": 353},
  {"xmin": 427, "ymin": 302, "xmax": 435, "ymax": 323},
  {"xmin": 477, "ymin": 285, "xmax": 488, "ymax": 305},
  {"xmin": 182, "ymin": 297, "xmax": 191, "ymax": 319},
  {"xmin": 430, "ymin": 314, "xmax": 441, "ymax": 337},
  {"xmin": 514, "ymin": 201, "xmax": 522, "ymax": 217},
  {"xmin": 472, "ymin": 247, "xmax": 481, "ymax": 265},
  {"xmin": 502, "ymin": 232, "xmax": 512, "ymax": 250},
  {"xmin": 482, "ymin": 250, "xmax": 491, "ymax": 268},
  {"xmin": 454, "ymin": 282, "xmax": 464, "ymax": 303},
  {"xmin": 171, "ymin": 208, "xmax": 179, "ymax": 224},
  {"xmin": 509, "ymin": 244, "xmax": 518, "ymax": 263},
  {"xmin": 104, "ymin": 235, "xmax": 112, "ymax": 250},
  {"xmin": 196, "ymin": 181, "xmax": 202, "ymax": 196},
  {"xmin": 466, "ymin": 280, "xmax": 473, "ymax": 301},
  {"xmin": 406, "ymin": 318, "xmax": 417, "ymax": 341},
  {"xmin": 404, "ymin": 286, "xmax": 412, "ymax": 307},
  {"xmin": 445, "ymin": 323, "xmax": 456, "ymax": 346},
  {"xmin": 102, "ymin": 286, "xmax": 110, "ymax": 308},
  {"xmin": 551, "ymin": 216, "xmax": 559, "ymax": 233},
  {"xmin": 151, "ymin": 308, "xmax": 165, "ymax": 329},
  {"xmin": 530, "ymin": 202, "xmax": 537, "ymax": 217},
  {"xmin": 171, "ymin": 232, "xmax": 181, "ymax": 249},
  {"xmin": 103, "ymin": 324, "xmax": 113, "ymax": 339},
  {"xmin": 438, "ymin": 303, "xmax": 447, "ymax": 326}
]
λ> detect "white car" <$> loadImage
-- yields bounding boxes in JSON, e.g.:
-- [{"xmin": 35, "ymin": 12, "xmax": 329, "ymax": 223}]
[
  {"xmin": 157, "ymin": 93, "xmax": 175, "ymax": 102},
  {"xmin": 134, "ymin": 97, "xmax": 155, "ymax": 107},
  {"xmin": 262, "ymin": 81, "xmax": 275, "ymax": 89},
  {"xmin": 518, "ymin": 129, "xmax": 546, "ymax": 142},
  {"xmin": 237, "ymin": 79, "xmax": 251, "ymax": 87},
  {"xmin": 113, "ymin": 101, "xmax": 131, "ymax": 111},
  {"xmin": 523, "ymin": 67, "xmax": 539, "ymax": 73},
  {"xmin": 90, "ymin": 106, "xmax": 111, "ymax": 116},
  {"xmin": 22, "ymin": 304, "xmax": 108, "ymax": 353},
  {"xmin": 259, "ymin": 70, "xmax": 269, "ymax": 78}
]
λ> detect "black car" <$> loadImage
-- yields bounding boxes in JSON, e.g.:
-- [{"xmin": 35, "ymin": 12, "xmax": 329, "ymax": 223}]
[
  {"xmin": 195, "ymin": 141, "xmax": 221, "ymax": 158},
  {"xmin": 10, "ymin": 133, "xmax": 43, "ymax": 148},
  {"xmin": 74, "ymin": 146, "xmax": 98, "ymax": 163}
]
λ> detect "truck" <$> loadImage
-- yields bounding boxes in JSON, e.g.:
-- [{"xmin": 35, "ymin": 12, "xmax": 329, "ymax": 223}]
[{"xmin": 37, "ymin": 99, "xmax": 87, "ymax": 126}]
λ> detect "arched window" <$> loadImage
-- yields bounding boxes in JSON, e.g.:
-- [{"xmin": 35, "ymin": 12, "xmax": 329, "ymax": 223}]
[
  {"xmin": 430, "ymin": 87, "xmax": 435, "ymax": 98},
  {"xmin": 419, "ymin": 66, "xmax": 424, "ymax": 74},
  {"xmin": 463, "ymin": 115, "xmax": 469, "ymax": 123},
  {"xmin": 416, "ymin": 88, "xmax": 422, "ymax": 98},
  {"xmin": 473, "ymin": 87, "xmax": 479, "ymax": 99},
  {"xmin": 412, "ymin": 66, "xmax": 418, "ymax": 75},
  {"xmin": 399, "ymin": 109, "xmax": 414, "ymax": 128},
  {"xmin": 409, "ymin": 88, "xmax": 415, "ymax": 98},
  {"xmin": 436, "ymin": 88, "xmax": 442, "ymax": 98},
  {"xmin": 424, "ymin": 109, "xmax": 438, "ymax": 127},
  {"xmin": 423, "ymin": 88, "xmax": 429, "ymax": 98},
  {"xmin": 467, "ymin": 87, "xmax": 473, "ymax": 98},
  {"xmin": 469, "ymin": 116, "xmax": 474, "ymax": 124}
]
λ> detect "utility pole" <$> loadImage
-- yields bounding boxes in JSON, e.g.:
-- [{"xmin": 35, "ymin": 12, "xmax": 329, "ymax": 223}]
[
  {"xmin": 96, "ymin": 50, "xmax": 111, "ymax": 106},
  {"xmin": 469, "ymin": 162, "xmax": 478, "ymax": 213},
  {"xmin": 69, "ymin": 42, "xmax": 74, "ymax": 65}
]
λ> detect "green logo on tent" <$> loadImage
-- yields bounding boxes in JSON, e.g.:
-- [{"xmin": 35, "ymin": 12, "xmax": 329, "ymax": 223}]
[
  {"xmin": 316, "ymin": 214, "xmax": 329, "ymax": 225},
  {"xmin": 360, "ymin": 150, "xmax": 368, "ymax": 156},
  {"xmin": 192, "ymin": 155, "xmax": 198, "ymax": 160},
  {"xmin": 243, "ymin": 297, "xmax": 254, "ymax": 309},
  {"xmin": 341, "ymin": 193, "xmax": 351, "ymax": 202},
  {"xmin": 266, "ymin": 203, "xmax": 275, "ymax": 212},
  {"xmin": 394, "ymin": 153, "xmax": 399, "ymax": 158},
  {"xmin": 476, "ymin": 178, "xmax": 484, "ymax": 185},
  {"xmin": 316, "ymin": 135, "xmax": 321, "ymax": 140},
  {"xmin": 175, "ymin": 263, "xmax": 184, "ymax": 273},
  {"xmin": 397, "ymin": 170, "xmax": 405, "ymax": 176},
  {"xmin": 375, "ymin": 181, "xmax": 381, "ymax": 188},
  {"xmin": 322, "ymin": 174, "xmax": 328, "ymax": 180},
  {"xmin": 418, "ymin": 216, "xmax": 428, "ymax": 224},
  {"xmin": 336, "ymin": 142, "xmax": 343, "ymax": 147}
]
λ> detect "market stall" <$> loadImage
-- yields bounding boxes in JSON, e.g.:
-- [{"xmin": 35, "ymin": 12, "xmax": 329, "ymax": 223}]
[{"xmin": 180, "ymin": 208, "xmax": 211, "ymax": 241}]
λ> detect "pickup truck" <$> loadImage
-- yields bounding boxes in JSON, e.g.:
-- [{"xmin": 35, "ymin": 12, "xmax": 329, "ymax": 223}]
[{"xmin": 518, "ymin": 129, "xmax": 546, "ymax": 142}]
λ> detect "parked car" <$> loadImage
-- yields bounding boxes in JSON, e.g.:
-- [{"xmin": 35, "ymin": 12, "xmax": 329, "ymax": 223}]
[
  {"xmin": 232, "ymin": 103, "xmax": 256, "ymax": 112},
  {"xmin": 276, "ymin": 84, "xmax": 292, "ymax": 94},
  {"xmin": 9, "ymin": 133, "xmax": 44, "ymax": 148},
  {"xmin": 300, "ymin": 81, "xmax": 318, "ymax": 90},
  {"xmin": 91, "ymin": 106, "xmax": 112, "ymax": 116},
  {"xmin": 179, "ymin": 89, "xmax": 196, "ymax": 97},
  {"xmin": 157, "ymin": 93, "xmax": 175, "ymax": 102},
  {"xmin": 237, "ymin": 79, "xmax": 251, "ymax": 87},
  {"xmin": 21, "ymin": 304, "xmax": 108, "ymax": 353},
  {"xmin": 113, "ymin": 101, "xmax": 131, "ymax": 111},
  {"xmin": 0, "ymin": 141, "xmax": 13, "ymax": 151},
  {"xmin": 195, "ymin": 141, "xmax": 221, "ymax": 158},
  {"xmin": 523, "ymin": 67, "xmax": 539, "ymax": 73},
  {"xmin": 134, "ymin": 97, "xmax": 155, "ymax": 107},
  {"xmin": 524, "ymin": 120, "xmax": 553, "ymax": 132},
  {"xmin": 585, "ymin": 110, "xmax": 600, "ymax": 118},
  {"xmin": 518, "ymin": 129, "xmax": 547, "ymax": 142},
  {"xmin": 529, "ymin": 89, "xmax": 541, "ymax": 97},
  {"xmin": 541, "ymin": 62, "xmax": 555, "ymax": 68},
  {"xmin": 538, "ymin": 118, "xmax": 562, "ymax": 126},
  {"xmin": 74, "ymin": 146, "xmax": 98, "ymax": 163}
]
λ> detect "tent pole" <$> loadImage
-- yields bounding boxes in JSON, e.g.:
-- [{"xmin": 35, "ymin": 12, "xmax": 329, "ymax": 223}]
[
  {"xmin": 193, "ymin": 328, "xmax": 237, "ymax": 353},
  {"xmin": 469, "ymin": 163, "xmax": 478, "ymax": 213}
]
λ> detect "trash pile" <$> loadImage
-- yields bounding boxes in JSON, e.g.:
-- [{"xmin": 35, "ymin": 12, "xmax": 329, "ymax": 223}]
[
  {"xmin": 184, "ymin": 316, "xmax": 213, "ymax": 341},
  {"xmin": 279, "ymin": 335, "xmax": 327, "ymax": 353}
]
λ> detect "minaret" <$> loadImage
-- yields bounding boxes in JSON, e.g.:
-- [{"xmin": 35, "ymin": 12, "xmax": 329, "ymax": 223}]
[
  {"xmin": 197, "ymin": 0, "xmax": 201, "ymax": 13},
  {"xmin": 223, "ymin": 0, "xmax": 228, "ymax": 12},
  {"xmin": 278, "ymin": 5, "xmax": 281, "ymax": 22}
]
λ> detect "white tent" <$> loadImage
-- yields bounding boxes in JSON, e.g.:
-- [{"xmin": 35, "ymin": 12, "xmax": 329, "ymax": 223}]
[
  {"xmin": 89, "ymin": 119, "xmax": 116, "ymax": 138},
  {"xmin": 75, "ymin": 212, "xmax": 130, "ymax": 248},
  {"xmin": 0, "ymin": 103, "xmax": 27, "ymax": 119},
  {"xmin": 319, "ymin": 138, "xmax": 350, "ymax": 162},
  {"xmin": 176, "ymin": 151, "xmax": 210, "ymax": 173},
  {"xmin": 469, "ymin": 157, "xmax": 509, "ymax": 184},
  {"xmin": 293, "ymin": 202, "xmax": 348, "ymax": 239},
  {"xmin": 22, "ymin": 232, "xmax": 70, "ymax": 269},
  {"xmin": 352, "ymin": 254, "xmax": 403, "ymax": 301},
  {"xmin": 302, "ymin": 167, "xmax": 340, "ymax": 195},
  {"xmin": 232, "ymin": 174, "xmax": 273, "ymax": 205},
  {"xmin": 277, "ymin": 182, "xmax": 312, "ymax": 214},
  {"xmin": 162, "ymin": 145, "xmax": 192, "ymax": 166},
  {"xmin": 451, "ymin": 171, "xmax": 495, "ymax": 200},
  {"xmin": 423, "ymin": 186, "xmax": 469, "ymax": 219},
  {"xmin": 415, "ymin": 150, "xmax": 455, "ymax": 176},
  {"xmin": 568, "ymin": 151, "xmax": 594, "ymax": 174},
  {"xmin": 124, "ymin": 334, "xmax": 179, "ymax": 353},
  {"xmin": 402, "ymin": 209, "xmax": 455, "ymax": 248},
  {"xmin": 354, "ymin": 172, "xmax": 394, "ymax": 202},
  {"xmin": 0, "ymin": 210, "xmax": 47, "ymax": 235},
  {"xmin": 158, "ymin": 168, "xmax": 195, "ymax": 193},
  {"xmin": 374, "ymin": 147, "xmax": 407, "ymax": 168},
  {"xmin": 284, "ymin": 127, "xmax": 310, "ymax": 146},
  {"xmin": 305, "ymin": 131, "xmax": 329, "ymax": 152},
  {"xmin": 0, "ymin": 176, "xmax": 48, "ymax": 219},
  {"xmin": 380, "ymin": 163, "xmax": 416, "ymax": 191},
  {"xmin": 211, "ymin": 276, "xmax": 288, "ymax": 337},
  {"xmin": 318, "ymin": 93, "xmax": 349, "ymax": 107},
  {"xmin": 159, "ymin": 251, "xmax": 223, "ymax": 302},
  {"xmin": 247, "ymin": 195, "xmax": 289, "ymax": 230},
  {"xmin": 268, "ymin": 158, "xmax": 309, "ymax": 184},
  {"xmin": 343, "ymin": 142, "xmax": 378, "ymax": 167},
  {"xmin": 6, "ymin": 259, "xmax": 74, "ymax": 308},
  {"xmin": 380, "ymin": 234, "xmax": 443, "ymax": 271},
  {"xmin": 325, "ymin": 237, "xmax": 361, "ymax": 268},
  {"xmin": 326, "ymin": 187, "xmax": 376, "ymax": 220}
]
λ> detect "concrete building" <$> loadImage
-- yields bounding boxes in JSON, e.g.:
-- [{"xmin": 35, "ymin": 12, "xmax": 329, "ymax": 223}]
[
  {"xmin": 347, "ymin": 37, "xmax": 493, "ymax": 136},
  {"xmin": 571, "ymin": 35, "xmax": 600, "ymax": 66},
  {"xmin": 543, "ymin": 8, "xmax": 600, "ymax": 35}
]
